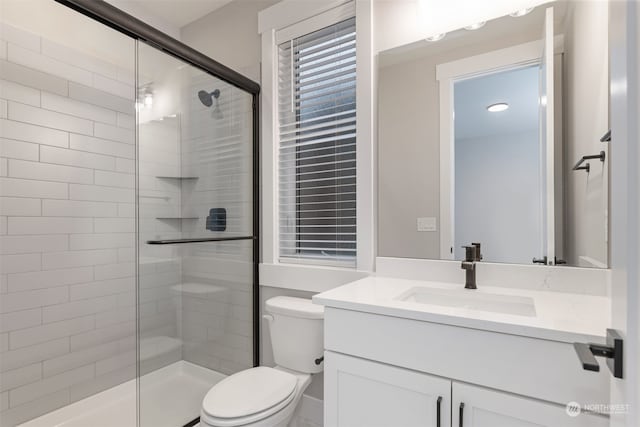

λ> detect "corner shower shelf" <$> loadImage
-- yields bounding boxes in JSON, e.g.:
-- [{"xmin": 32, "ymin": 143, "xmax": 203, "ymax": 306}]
[
  {"xmin": 170, "ymin": 282, "xmax": 227, "ymax": 296},
  {"xmin": 155, "ymin": 217, "xmax": 198, "ymax": 220},
  {"xmin": 140, "ymin": 195, "xmax": 170, "ymax": 201},
  {"xmin": 155, "ymin": 176, "xmax": 199, "ymax": 180},
  {"xmin": 139, "ymin": 257, "xmax": 179, "ymax": 266}
]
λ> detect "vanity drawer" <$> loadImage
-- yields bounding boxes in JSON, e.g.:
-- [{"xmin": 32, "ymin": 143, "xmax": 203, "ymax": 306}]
[{"xmin": 324, "ymin": 307, "xmax": 610, "ymax": 410}]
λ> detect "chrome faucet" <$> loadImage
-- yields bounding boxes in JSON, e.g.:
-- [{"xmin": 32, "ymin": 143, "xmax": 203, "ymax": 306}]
[{"xmin": 461, "ymin": 245, "xmax": 479, "ymax": 289}]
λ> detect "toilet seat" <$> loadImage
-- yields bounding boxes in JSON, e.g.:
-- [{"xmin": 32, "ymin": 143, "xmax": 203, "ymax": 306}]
[{"xmin": 201, "ymin": 367, "xmax": 298, "ymax": 427}]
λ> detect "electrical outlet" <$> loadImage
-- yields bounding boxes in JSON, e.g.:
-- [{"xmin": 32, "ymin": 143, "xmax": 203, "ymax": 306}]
[{"xmin": 417, "ymin": 217, "xmax": 436, "ymax": 232}]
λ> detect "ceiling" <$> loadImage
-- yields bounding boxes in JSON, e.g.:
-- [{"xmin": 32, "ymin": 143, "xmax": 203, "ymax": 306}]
[
  {"xmin": 454, "ymin": 65, "xmax": 540, "ymax": 140},
  {"xmin": 108, "ymin": 0, "xmax": 235, "ymax": 28}
]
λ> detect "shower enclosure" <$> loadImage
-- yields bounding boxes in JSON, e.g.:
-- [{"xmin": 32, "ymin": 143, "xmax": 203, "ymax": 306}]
[{"xmin": 0, "ymin": 1, "xmax": 258, "ymax": 426}]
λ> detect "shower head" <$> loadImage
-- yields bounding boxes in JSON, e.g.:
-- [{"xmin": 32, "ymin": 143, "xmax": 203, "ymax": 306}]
[{"xmin": 197, "ymin": 89, "xmax": 220, "ymax": 107}]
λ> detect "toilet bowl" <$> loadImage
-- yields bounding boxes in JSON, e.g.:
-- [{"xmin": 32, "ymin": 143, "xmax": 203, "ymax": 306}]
[
  {"xmin": 200, "ymin": 366, "xmax": 310, "ymax": 427},
  {"xmin": 200, "ymin": 297, "xmax": 324, "ymax": 427}
]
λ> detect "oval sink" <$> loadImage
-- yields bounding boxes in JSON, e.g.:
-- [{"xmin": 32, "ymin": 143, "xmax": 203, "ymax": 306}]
[{"xmin": 395, "ymin": 286, "xmax": 537, "ymax": 317}]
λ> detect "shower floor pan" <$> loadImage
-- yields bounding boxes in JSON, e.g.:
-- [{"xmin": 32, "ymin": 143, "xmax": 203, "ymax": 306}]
[{"xmin": 18, "ymin": 361, "xmax": 224, "ymax": 427}]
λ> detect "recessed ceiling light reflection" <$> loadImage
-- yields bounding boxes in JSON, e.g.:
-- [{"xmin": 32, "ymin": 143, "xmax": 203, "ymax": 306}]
[
  {"xmin": 510, "ymin": 8, "xmax": 534, "ymax": 17},
  {"xmin": 426, "ymin": 33, "xmax": 446, "ymax": 42},
  {"xmin": 464, "ymin": 21, "xmax": 486, "ymax": 30},
  {"xmin": 487, "ymin": 103, "xmax": 509, "ymax": 112}
]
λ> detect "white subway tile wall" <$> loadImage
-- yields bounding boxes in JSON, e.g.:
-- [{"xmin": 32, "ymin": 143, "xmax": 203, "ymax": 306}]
[{"xmin": 0, "ymin": 22, "xmax": 137, "ymax": 426}]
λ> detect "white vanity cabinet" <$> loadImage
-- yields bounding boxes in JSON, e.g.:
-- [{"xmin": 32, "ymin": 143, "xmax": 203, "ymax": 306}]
[
  {"xmin": 318, "ymin": 299, "xmax": 611, "ymax": 427},
  {"xmin": 325, "ymin": 351, "xmax": 451, "ymax": 427},
  {"xmin": 451, "ymin": 382, "xmax": 607, "ymax": 427},
  {"xmin": 325, "ymin": 351, "xmax": 608, "ymax": 427}
]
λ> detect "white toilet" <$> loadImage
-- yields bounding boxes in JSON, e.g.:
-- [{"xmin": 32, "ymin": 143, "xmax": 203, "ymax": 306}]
[{"xmin": 200, "ymin": 296, "xmax": 324, "ymax": 427}]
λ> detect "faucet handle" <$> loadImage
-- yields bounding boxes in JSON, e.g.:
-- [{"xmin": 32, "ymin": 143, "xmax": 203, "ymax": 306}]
[
  {"xmin": 471, "ymin": 242, "xmax": 483, "ymax": 261},
  {"xmin": 461, "ymin": 245, "xmax": 477, "ymax": 262}
]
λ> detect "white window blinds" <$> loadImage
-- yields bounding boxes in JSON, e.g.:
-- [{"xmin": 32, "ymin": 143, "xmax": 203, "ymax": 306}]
[{"xmin": 278, "ymin": 14, "xmax": 357, "ymax": 266}]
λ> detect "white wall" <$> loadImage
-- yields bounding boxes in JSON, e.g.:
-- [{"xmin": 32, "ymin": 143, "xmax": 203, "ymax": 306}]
[
  {"xmin": 0, "ymin": 21, "xmax": 137, "ymax": 426},
  {"xmin": 180, "ymin": 0, "xmax": 280, "ymax": 81},
  {"xmin": 562, "ymin": 0, "xmax": 609, "ymax": 267},
  {"xmin": 455, "ymin": 131, "xmax": 542, "ymax": 264},
  {"xmin": 105, "ymin": 0, "xmax": 182, "ymax": 40}
]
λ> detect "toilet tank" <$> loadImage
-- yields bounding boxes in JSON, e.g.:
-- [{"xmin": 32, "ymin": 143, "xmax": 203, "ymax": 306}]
[{"xmin": 265, "ymin": 296, "xmax": 324, "ymax": 374}]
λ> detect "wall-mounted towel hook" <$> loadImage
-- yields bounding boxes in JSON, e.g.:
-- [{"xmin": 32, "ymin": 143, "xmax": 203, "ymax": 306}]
[{"xmin": 573, "ymin": 151, "xmax": 606, "ymax": 173}]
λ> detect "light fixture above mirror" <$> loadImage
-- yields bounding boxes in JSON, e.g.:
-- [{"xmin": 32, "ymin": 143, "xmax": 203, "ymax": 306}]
[
  {"xmin": 464, "ymin": 21, "xmax": 486, "ymax": 30},
  {"xmin": 510, "ymin": 8, "xmax": 534, "ymax": 18},
  {"xmin": 426, "ymin": 33, "xmax": 446, "ymax": 42}
]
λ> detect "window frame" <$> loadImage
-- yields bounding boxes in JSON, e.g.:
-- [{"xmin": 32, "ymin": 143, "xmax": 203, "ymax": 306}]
[
  {"xmin": 259, "ymin": 0, "xmax": 374, "ymax": 271},
  {"xmin": 278, "ymin": 14, "xmax": 357, "ymax": 267}
]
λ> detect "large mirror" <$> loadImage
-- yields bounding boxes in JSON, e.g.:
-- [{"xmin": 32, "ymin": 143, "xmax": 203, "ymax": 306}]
[{"xmin": 377, "ymin": 0, "xmax": 609, "ymax": 267}]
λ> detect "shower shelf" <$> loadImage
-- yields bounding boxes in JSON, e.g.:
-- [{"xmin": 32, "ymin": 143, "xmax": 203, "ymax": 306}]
[
  {"xmin": 155, "ymin": 217, "xmax": 198, "ymax": 220},
  {"xmin": 139, "ymin": 257, "xmax": 178, "ymax": 265},
  {"xmin": 170, "ymin": 282, "xmax": 227, "ymax": 296},
  {"xmin": 155, "ymin": 176, "xmax": 199, "ymax": 180}
]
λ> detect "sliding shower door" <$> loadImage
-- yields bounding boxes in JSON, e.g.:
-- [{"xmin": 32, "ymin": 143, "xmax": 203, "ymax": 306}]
[{"xmin": 136, "ymin": 41, "xmax": 256, "ymax": 427}]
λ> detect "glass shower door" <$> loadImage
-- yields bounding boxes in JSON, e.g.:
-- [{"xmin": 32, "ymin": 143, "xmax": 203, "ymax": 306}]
[{"xmin": 136, "ymin": 41, "xmax": 256, "ymax": 427}]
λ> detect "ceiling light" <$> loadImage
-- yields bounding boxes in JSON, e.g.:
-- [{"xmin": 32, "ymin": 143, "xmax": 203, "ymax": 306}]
[
  {"xmin": 510, "ymin": 8, "xmax": 534, "ymax": 17},
  {"xmin": 425, "ymin": 33, "xmax": 446, "ymax": 42},
  {"xmin": 464, "ymin": 21, "xmax": 486, "ymax": 30},
  {"xmin": 487, "ymin": 103, "xmax": 509, "ymax": 112}
]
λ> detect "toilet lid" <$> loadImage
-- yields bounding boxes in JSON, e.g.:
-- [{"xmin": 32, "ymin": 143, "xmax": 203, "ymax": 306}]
[{"xmin": 202, "ymin": 367, "xmax": 297, "ymax": 420}]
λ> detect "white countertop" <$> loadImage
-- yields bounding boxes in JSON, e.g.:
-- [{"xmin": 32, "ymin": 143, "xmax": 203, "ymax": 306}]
[{"xmin": 313, "ymin": 276, "xmax": 611, "ymax": 343}]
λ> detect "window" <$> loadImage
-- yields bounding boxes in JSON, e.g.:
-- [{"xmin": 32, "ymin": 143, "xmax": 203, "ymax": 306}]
[{"xmin": 278, "ymin": 16, "xmax": 357, "ymax": 267}]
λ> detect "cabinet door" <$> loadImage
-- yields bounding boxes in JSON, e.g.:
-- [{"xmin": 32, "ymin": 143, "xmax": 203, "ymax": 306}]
[
  {"xmin": 452, "ymin": 382, "xmax": 608, "ymax": 427},
  {"xmin": 324, "ymin": 351, "xmax": 451, "ymax": 427}
]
